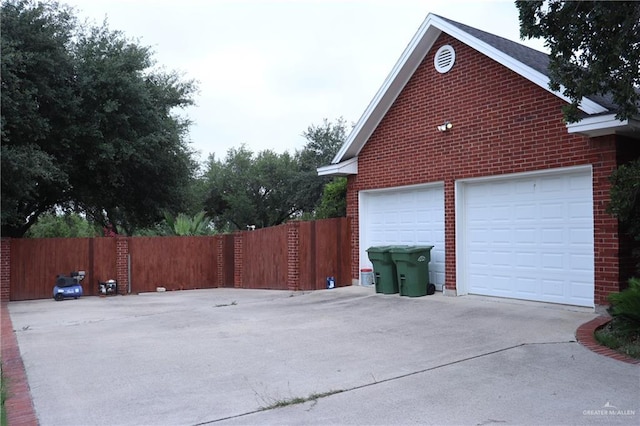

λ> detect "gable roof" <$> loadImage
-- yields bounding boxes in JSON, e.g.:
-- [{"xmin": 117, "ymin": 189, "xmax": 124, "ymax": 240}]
[{"xmin": 320, "ymin": 13, "xmax": 634, "ymax": 172}]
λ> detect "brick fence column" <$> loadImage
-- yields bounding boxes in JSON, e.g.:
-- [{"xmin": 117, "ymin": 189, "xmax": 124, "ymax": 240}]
[
  {"xmin": 287, "ymin": 222, "xmax": 300, "ymax": 291},
  {"xmin": 116, "ymin": 237, "xmax": 130, "ymax": 295},
  {"xmin": 216, "ymin": 235, "xmax": 223, "ymax": 288},
  {"xmin": 1, "ymin": 238, "xmax": 10, "ymax": 302},
  {"xmin": 234, "ymin": 232, "xmax": 244, "ymax": 288}
]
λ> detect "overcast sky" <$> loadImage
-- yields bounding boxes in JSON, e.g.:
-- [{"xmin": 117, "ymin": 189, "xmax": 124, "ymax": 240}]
[{"xmin": 62, "ymin": 0, "xmax": 548, "ymax": 162}]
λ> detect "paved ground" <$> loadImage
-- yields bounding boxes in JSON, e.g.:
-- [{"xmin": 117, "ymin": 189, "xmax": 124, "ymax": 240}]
[{"xmin": 7, "ymin": 286, "xmax": 640, "ymax": 425}]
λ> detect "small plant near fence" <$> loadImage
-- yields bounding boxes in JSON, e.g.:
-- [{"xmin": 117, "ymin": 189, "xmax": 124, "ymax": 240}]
[{"xmin": 1, "ymin": 362, "xmax": 8, "ymax": 426}]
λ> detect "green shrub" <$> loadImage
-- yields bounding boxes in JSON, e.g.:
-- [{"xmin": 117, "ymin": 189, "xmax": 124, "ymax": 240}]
[
  {"xmin": 608, "ymin": 277, "xmax": 640, "ymax": 325},
  {"xmin": 316, "ymin": 177, "xmax": 347, "ymax": 219},
  {"xmin": 595, "ymin": 277, "xmax": 640, "ymax": 359},
  {"xmin": 595, "ymin": 316, "xmax": 640, "ymax": 359},
  {"xmin": 25, "ymin": 212, "xmax": 100, "ymax": 238},
  {"xmin": 163, "ymin": 211, "xmax": 215, "ymax": 236}
]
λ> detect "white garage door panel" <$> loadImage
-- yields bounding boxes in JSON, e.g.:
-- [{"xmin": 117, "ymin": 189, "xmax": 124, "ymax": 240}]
[
  {"xmin": 360, "ymin": 184, "xmax": 445, "ymax": 290},
  {"xmin": 463, "ymin": 168, "xmax": 594, "ymax": 307}
]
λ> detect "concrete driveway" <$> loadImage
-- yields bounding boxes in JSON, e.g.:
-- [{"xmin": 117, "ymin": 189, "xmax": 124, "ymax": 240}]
[{"xmin": 7, "ymin": 286, "xmax": 639, "ymax": 425}]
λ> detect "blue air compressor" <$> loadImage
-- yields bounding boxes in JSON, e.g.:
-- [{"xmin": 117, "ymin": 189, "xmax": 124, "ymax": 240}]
[{"xmin": 53, "ymin": 271, "xmax": 85, "ymax": 301}]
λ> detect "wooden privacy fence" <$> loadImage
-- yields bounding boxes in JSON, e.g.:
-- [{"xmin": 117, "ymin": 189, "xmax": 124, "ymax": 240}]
[
  {"xmin": 5, "ymin": 238, "xmax": 116, "ymax": 300},
  {"xmin": 129, "ymin": 236, "xmax": 220, "ymax": 294},
  {"xmin": 1, "ymin": 218, "xmax": 351, "ymax": 301}
]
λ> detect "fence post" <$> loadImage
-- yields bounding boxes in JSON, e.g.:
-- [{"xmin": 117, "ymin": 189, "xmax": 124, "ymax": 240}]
[
  {"xmin": 116, "ymin": 237, "xmax": 129, "ymax": 295},
  {"xmin": 234, "ymin": 232, "xmax": 244, "ymax": 288},
  {"xmin": 1, "ymin": 238, "xmax": 10, "ymax": 302},
  {"xmin": 287, "ymin": 222, "xmax": 300, "ymax": 291}
]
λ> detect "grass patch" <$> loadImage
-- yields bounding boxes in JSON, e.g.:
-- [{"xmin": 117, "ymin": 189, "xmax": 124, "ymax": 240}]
[
  {"xmin": 1, "ymin": 363, "xmax": 8, "ymax": 426},
  {"xmin": 260, "ymin": 389, "xmax": 344, "ymax": 411},
  {"xmin": 594, "ymin": 316, "xmax": 640, "ymax": 359}
]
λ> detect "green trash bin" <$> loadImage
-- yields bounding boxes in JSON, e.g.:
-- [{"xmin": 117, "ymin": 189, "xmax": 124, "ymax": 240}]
[
  {"xmin": 390, "ymin": 246, "xmax": 434, "ymax": 297},
  {"xmin": 366, "ymin": 246, "xmax": 400, "ymax": 294}
]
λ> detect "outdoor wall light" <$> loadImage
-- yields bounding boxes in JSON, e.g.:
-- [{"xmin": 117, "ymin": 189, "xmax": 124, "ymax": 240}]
[{"xmin": 437, "ymin": 121, "xmax": 453, "ymax": 132}]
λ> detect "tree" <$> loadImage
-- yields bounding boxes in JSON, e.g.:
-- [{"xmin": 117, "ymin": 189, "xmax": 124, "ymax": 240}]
[
  {"xmin": 69, "ymin": 23, "xmax": 198, "ymax": 235},
  {"xmin": 316, "ymin": 177, "xmax": 347, "ymax": 219},
  {"xmin": 1, "ymin": 0, "xmax": 198, "ymax": 237},
  {"xmin": 608, "ymin": 159, "xmax": 640, "ymax": 241},
  {"xmin": 25, "ymin": 212, "xmax": 100, "ymax": 238},
  {"xmin": 297, "ymin": 117, "xmax": 348, "ymax": 169},
  {"xmin": 1, "ymin": 0, "xmax": 79, "ymax": 236},
  {"xmin": 203, "ymin": 146, "xmax": 301, "ymax": 230},
  {"xmin": 163, "ymin": 211, "xmax": 214, "ymax": 236},
  {"xmin": 516, "ymin": 1, "xmax": 640, "ymax": 122},
  {"xmin": 294, "ymin": 118, "xmax": 348, "ymax": 214},
  {"xmin": 608, "ymin": 159, "xmax": 640, "ymax": 274}
]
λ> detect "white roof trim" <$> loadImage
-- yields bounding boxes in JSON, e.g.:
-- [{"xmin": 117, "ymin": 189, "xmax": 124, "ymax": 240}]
[
  {"xmin": 566, "ymin": 114, "xmax": 640, "ymax": 137},
  {"xmin": 330, "ymin": 13, "xmax": 609, "ymax": 165},
  {"xmin": 317, "ymin": 157, "xmax": 358, "ymax": 176}
]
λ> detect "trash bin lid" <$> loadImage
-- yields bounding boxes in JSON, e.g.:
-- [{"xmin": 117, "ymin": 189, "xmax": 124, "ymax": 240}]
[
  {"xmin": 389, "ymin": 245, "xmax": 434, "ymax": 253},
  {"xmin": 367, "ymin": 245, "xmax": 409, "ymax": 253},
  {"xmin": 366, "ymin": 245, "xmax": 391, "ymax": 253}
]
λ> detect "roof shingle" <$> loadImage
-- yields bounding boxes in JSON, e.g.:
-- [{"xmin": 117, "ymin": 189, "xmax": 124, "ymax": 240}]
[{"xmin": 436, "ymin": 15, "xmax": 618, "ymax": 111}]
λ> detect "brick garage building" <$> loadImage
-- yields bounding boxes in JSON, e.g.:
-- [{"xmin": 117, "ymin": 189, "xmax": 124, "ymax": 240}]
[{"xmin": 319, "ymin": 14, "xmax": 639, "ymax": 308}]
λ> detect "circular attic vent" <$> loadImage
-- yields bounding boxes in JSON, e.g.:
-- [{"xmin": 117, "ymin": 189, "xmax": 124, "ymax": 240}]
[{"xmin": 434, "ymin": 44, "xmax": 455, "ymax": 73}]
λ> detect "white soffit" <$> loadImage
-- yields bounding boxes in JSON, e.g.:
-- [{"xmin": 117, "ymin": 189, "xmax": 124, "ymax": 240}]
[
  {"xmin": 566, "ymin": 114, "xmax": 640, "ymax": 137},
  {"xmin": 317, "ymin": 157, "xmax": 358, "ymax": 176}
]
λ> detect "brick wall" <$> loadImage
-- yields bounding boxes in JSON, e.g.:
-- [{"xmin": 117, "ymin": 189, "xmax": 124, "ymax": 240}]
[
  {"xmin": 347, "ymin": 33, "xmax": 621, "ymax": 305},
  {"xmin": 1, "ymin": 238, "xmax": 10, "ymax": 303}
]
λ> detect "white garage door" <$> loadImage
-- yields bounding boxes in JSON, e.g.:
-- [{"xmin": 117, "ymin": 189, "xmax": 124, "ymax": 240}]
[
  {"xmin": 360, "ymin": 184, "xmax": 445, "ymax": 290},
  {"xmin": 460, "ymin": 167, "xmax": 594, "ymax": 307}
]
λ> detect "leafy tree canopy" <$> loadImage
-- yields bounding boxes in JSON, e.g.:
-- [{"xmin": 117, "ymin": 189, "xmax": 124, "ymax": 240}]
[
  {"xmin": 25, "ymin": 212, "xmax": 100, "ymax": 238},
  {"xmin": 203, "ymin": 146, "xmax": 301, "ymax": 230},
  {"xmin": 1, "ymin": 0, "xmax": 198, "ymax": 237},
  {"xmin": 297, "ymin": 117, "xmax": 348, "ymax": 171},
  {"xmin": 293, "ymin": 117, "xmax": 348, "ymax": 214},
  {"xmin": 202, "ymin": 118, "xmax": 348, "ymax": 230},
  {"xmin": 608, "ymin": 158, "xmax": 640, "ymax": 241},
  {"xmin": 516, "ymin": 0, "xmax": 640, "ymax": 122}
]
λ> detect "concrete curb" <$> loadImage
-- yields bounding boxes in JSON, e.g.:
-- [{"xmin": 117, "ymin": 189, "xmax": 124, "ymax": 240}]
[
  {"xmin": 575, "ymin": 315, "xmax": 640, "ymax": 365},
  {"xmin": 1, "ymin": 303, "xmax": 39, "ymax": 426}
]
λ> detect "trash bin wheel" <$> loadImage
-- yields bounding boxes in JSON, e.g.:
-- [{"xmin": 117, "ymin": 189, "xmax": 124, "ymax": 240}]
[
  {"xmin": 427, "ymin": 283, "xmax": 436, "ymax": 295},
  {"xmin": 54, "ymin": 293, "xmax": 64, "ymax": 301}
]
